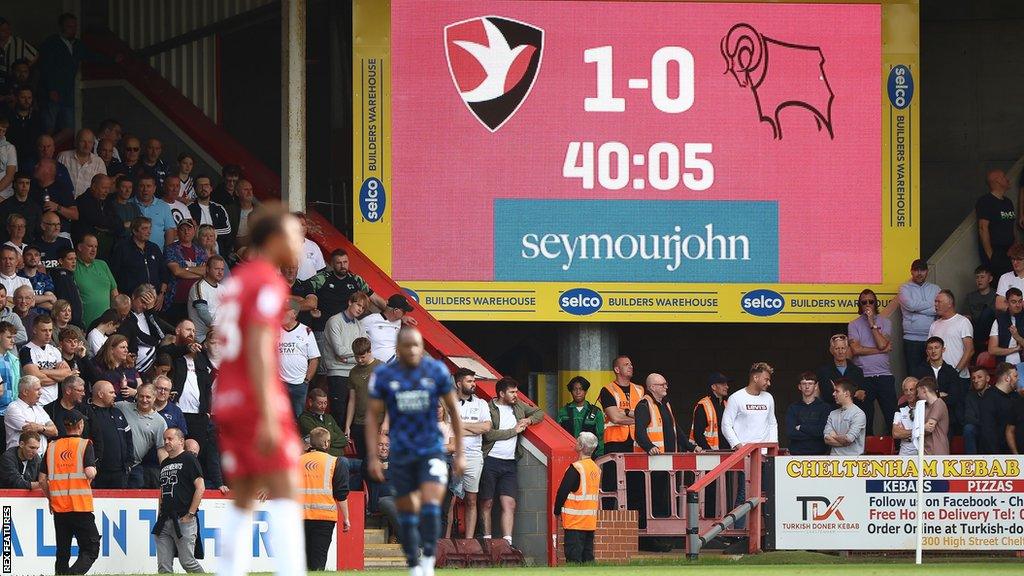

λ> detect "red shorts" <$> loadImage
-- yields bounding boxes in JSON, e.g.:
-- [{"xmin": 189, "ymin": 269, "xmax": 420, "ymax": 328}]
[{"xmin": 215, "ymin": 412, "xmax": 301, "ymax": 480}]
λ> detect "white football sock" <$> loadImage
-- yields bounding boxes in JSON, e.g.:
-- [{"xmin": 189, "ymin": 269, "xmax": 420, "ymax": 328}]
[
  {"xmin": 217, "ymin": 505, "xmax": 252, "ymax": 576},
  {"xmin": 265, "ymin": 499, "xmax": 306, "ymax": 576},
  {"xmin": 503, "ymin": 535, "xmax": 513, "ymax": 546},
  {"xmin": 419, "ymin": 555, "xmax": 436, "ymax": 576}
]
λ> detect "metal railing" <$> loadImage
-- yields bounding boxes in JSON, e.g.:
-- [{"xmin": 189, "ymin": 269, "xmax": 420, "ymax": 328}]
[{"xmin": 685, "ymin": 443, "xmax": 779, "ymax": 558}]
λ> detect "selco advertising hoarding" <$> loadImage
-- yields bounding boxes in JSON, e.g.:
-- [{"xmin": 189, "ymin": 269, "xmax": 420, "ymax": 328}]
[
  {"xmin": 775, "ymin": 456, "xmax": 1024, "ymax": 550},
  {"xmin": 354, "ymin": 0, "xmax": 919, "ymax": 322}
]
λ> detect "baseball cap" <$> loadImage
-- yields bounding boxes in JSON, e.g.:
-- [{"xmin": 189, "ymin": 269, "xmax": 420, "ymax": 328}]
[
  {"xmin": 707, "ymin": 372, "xmax": 732, "ymax": 386},
  {"xmin": 387, "ymin": 294, "xmax": 414, "ymax": 312},
  {"xmin": 63, "ymin": 409, "xmax": 85, "ymax": 426},
  {"xmin": 176, "ymin": 218, "xmax": 196, "ymax": 230},
  {"xmin": 911, "ymin": 258, "xmax": 928, "ymax": 271}
]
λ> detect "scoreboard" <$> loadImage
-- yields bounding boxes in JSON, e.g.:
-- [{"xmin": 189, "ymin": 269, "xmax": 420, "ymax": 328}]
[{"xmin": 353, "ymin": 0, "xmax": 920, "ymax": 322}]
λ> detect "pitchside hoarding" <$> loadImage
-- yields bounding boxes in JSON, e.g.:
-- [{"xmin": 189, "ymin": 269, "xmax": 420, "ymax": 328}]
[
  {"xmin": 0, "ymin": 493, "xmax": 341, "ymax": 575},
  {"xmin": 775, "ymin": 456, "xmax": 1024, "ymax": 550},
  {"xmin": 354, "ymin": 0, "xmax": 920, "ymax": 322}
]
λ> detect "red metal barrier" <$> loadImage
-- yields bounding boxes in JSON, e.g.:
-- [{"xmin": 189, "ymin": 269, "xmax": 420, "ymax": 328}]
[
  {"xmin": 685, "ymin": 443, "xmax": 779, "ymax": 558},
  {"xmin": 82, "ymin": 30, "xmax": 577, "ymax": 566}
]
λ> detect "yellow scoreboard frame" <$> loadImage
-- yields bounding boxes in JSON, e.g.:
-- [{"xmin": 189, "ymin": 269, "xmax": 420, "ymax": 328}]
[{"xmin": 353, "ymin": 0, "xmax": 920, "ymax": 323}]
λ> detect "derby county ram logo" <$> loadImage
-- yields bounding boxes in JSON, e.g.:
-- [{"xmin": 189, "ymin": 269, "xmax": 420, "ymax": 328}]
[
  {"xmin": 445, "ymin": 16, "xmax": 543, "ymax": 132},
  {"xmin": 721, "ymin": 23, "xmax": 834, "ymax": 140}
]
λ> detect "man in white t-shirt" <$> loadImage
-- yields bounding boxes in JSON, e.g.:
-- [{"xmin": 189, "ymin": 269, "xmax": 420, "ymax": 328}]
[
  {"xmin": 721, "ymin": 362, "xmax": 779, "ymax": 449},
  {"xmin": 452, "ymin": 368, "xmax": 491, "ymax": 538},
  {"xmin": 360, "ymin": 294, "xmax": 412, "ymax": 363},
  {"xmin": 18, "ymin": 315, "xmax": 72, "ymax": 406},
  {"xmin": 995, "ymin": 243, "xmax": 1024, "ymax": 311},
  {"xmin": 279, "ymin": 305, "xmax": 320, "ymax": 419},
  {"xmin": 0, "ymin": 245, "xmax": 30, "ymax": 297},
  {"xmin": 891, "ymin": 377, "xmax": 919, "ymax": 456},
  {"xmin": 161, "ymin": 175, "xmax": 191, "ymax": 225},
  {"xmin": 187, "ymin": 254, "xmax": 226, "ymax": 343},
  {"xmin": 294, "ymin": 213, "xmax": 326, "ymax": 281},
  {"xmin": 928, "ymin": 290, "xmax": 973, "ymax": 379},
  {"xmin": 988, "ymin": 286, "xmax": 1024, "ymax": 364}
]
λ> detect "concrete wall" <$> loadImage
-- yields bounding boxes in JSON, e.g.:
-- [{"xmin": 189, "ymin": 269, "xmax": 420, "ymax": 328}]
[
  {"xmin": 920, "ymin": 1, "xmax": 1024, "ymax": 257},
  {"xmin": 511, "ymin": 447, "xmax": 548, "ymax": 565}
]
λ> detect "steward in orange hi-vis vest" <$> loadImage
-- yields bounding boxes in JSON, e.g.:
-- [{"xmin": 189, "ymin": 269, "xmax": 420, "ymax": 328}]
[
  {"xmin": 554, "ymin": 432, "xmax": 602, "ymax": 563},
  {"xmin": 40, "ymin": 409, "xmax": 101, "ymax": 575},
  {"xmin": 301, "ymin": 427, "xmax": 351, "ymax": 571}
]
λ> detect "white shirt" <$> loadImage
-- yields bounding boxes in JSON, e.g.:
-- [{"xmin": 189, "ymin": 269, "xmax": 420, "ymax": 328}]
[
  {"xmin": 238, "ymin": 207, "xmax": 253, "ymax": 237},
  {"xmin": 928, "ymin": 313, "xmax": 973, "ymax": 378},
  {"xmin": 0, "ymin": 140, "xmax": 16, "ymax": 199},
  {"xmin": 297, "ymin": 238, "xmax": 326, "ymax": 281},
  {"xmin": 87, "ymin": 328, "xmax": 107, "ymax": 357},
  {"xmin": 457, "ymin": 396, "xmax": 489, "ymax": 458},
  {"xmin": 893, "ymin": 406, "xmax": 918, "ymax": 456},
  {"xmin": 133, "ymin": 312, "xmax": 155, "ymax": 372},
  {"xmin": 0, "ymin": 272, "xmax": 31, "ymax": 300},
  {"xmin": 278, "ymin": 322, "xmax": 320, "ymax": 384},
  {"xmin": 721, "ymin": 387, "xmax": 778, "ymax": 448},
  {"xmin": 197, "ymin": 203, "xmax": 213, "ymax": 226},
  {"xmin": 167, "ymin": 200, "xmax": 192, "ymax": 225},
  {"xmin": 22, "ymin": 342, "xmax": 63, "ymax": 406},
  {"xmin": 489, "ymin": 404, "xmax": 517, "ymax": 460},
  {"xmin": 178, "ymin": 356, "xmax": 201, "ymax": 413},
  {"xmin": 56, "ymin": 150, "xmax": 107, "ymax": 198},
  {"xmin": 361, "ymin": 313, "xmax": 401, "ymax": 363},
  {"xmin": 990, "ymin": 318, "xmax": 1021, "ymax": 364},
  {"xmin": 188, "ymin": 278, "xmax": 223, "ymax": 343},
  {"xmin": 996, "ymin": 272, "xmax": 1024, "ymax": 298},
  {"xmin": 4, "ymin": 398, "xmax": 52, "ymax": 453}
]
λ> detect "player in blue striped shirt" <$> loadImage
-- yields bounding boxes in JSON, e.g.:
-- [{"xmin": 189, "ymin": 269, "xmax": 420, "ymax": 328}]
[{"xmin": 367, "ymin": 326, "xmax": 464, "ymax": 576}]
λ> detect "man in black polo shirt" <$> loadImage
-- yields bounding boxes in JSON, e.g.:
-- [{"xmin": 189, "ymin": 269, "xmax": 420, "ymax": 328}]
[
  {"xmin": 977, "ymin": 169, "xmax": 1016, "ymax": 278},
  {"xmin": 312, "ymin": 249, "xmax": 384, "ymax": 329}
]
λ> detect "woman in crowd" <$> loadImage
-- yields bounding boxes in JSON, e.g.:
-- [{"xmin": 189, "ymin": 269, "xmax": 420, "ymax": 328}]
[
  {"xmin": 86, "ymin": 308, "xmax": 121, "ymax": 356},
  {"xmin": 92, "ymin": 334, "xmax": 140, "ymax": 399},
  {"xmin": 50, "ymin": 299, "xmax": 75, "ymax": 346}
]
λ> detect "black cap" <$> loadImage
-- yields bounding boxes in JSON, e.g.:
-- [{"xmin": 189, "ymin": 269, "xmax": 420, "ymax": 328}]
[
  {"xmin": 707, "ymin": 372, "xmax": 732, "ymax": 386},
  {"xmin": 63, "ymin": 409, "xmax": 85, "ymax": 426},
  {"xmin": 387, "ymin": 294, "xmax": 414, "ymax": 312},
  {"xmin": 911, "ymin": 258, "xmax": 928, "ymax": 271}
]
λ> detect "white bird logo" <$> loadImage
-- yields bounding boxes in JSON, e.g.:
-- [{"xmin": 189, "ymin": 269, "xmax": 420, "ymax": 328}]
[{"xmin": 452, "ymin": 19, "xmax": 534, "ymax": 103}]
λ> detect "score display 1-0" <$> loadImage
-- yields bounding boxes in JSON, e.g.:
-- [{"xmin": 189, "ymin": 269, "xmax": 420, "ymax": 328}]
[{"xmin": 564, "ymin": 45, "xmax": 714, "ymax": 192}]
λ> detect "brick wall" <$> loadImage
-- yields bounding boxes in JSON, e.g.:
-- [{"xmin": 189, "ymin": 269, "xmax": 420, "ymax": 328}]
[{"xmin": 556, "ymin": 510, "xmax": 638, "ymax": 565}]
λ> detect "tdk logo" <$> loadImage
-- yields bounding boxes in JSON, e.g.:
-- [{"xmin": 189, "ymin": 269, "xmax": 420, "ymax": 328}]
[
  {"xmin": 560, "ymin": 288, "xmax": 602, "ymax": 316},
  {"xmin": 359, "ymin": 177, "xmax": 386, "ymax": 222},
  {"xmin": 741, "ymin": 289, "xmax": 784, "ymax": 317},
  {"xmin": 887, "ymin": 65, "xmax": 913, "ymax": 110}
]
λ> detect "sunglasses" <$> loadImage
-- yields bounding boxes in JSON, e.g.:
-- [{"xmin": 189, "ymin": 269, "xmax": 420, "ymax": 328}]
[
  {"xmin": 830, "ymin": 334, "xmax": 848, "ymax": 341},
  {"xmin": 859, "ymin": 299, "xmax": 876, "ymax": 305},
  {"xmin": 125, "ymin": 147, "xmax": 140, "ymax": 152}
]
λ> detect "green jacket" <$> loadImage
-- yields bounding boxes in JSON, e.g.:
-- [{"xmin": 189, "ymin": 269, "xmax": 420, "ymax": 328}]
[
  {"xmin": 482, "ymin": 398, "xmax": 545, "ymax": 459},
  {"xmin": 298, "ymin": 410, "xmax": 349, "ymax": 458},
  {"xmin": 556, "ymin": 401, "xmax": 605, "ymax": 457}
]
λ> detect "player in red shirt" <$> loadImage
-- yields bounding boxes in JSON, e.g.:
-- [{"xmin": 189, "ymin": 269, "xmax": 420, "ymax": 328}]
[{"xmin": 213, "ymin": 204, "xmax": 307, "ymax": 576}]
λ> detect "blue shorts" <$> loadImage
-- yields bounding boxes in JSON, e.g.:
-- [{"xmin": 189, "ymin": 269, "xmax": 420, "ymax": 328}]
[{"xmin": 389, "ymin": 453, "xmax": 449, "ymax": 497}]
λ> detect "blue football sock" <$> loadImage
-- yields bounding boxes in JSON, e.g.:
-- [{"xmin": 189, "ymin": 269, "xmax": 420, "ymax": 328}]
[
  {"xmin": 419, "ymin": 503, "xmax": 442, "ymax": 557},
  {"xmin": 398, "ymin": 512, "xmax": 421, "ymax": 567}
]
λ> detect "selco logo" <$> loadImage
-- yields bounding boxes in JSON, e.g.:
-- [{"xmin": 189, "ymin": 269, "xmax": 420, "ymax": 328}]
[
  {"xmin": 887, "ymin": 65, "xmax": 913, "ymax": 110},
  {"xmin": 559, "ymin": 288, "xmax": 602, "ymax": 316},
  {"xmin": 359, "ymin": 177, "xmax": 386, "ymax": 222},
  {"xmin": 741, "ymin": 289, "xmax": 785, "ymax": 317}
]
